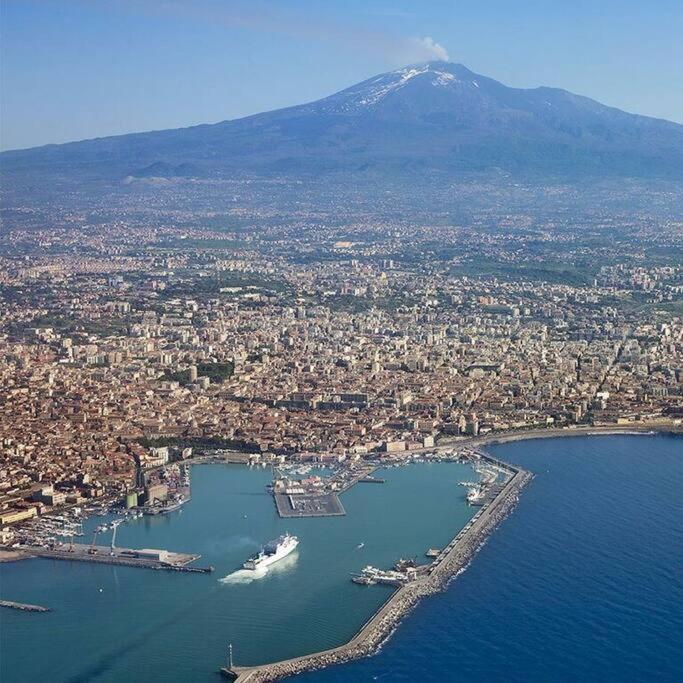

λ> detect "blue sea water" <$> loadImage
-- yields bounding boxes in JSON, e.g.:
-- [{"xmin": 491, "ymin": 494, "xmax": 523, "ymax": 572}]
[
  {"xmin": 2, "ymin": 435, "xmax": 682, "ymax": 682},
  {"xmin": 0, "ymin": 461, "xmax": 477, "ymax": 682},
  {"xmin": 300, "ymin": 434, "xmax": 683, "ymax": 682}
]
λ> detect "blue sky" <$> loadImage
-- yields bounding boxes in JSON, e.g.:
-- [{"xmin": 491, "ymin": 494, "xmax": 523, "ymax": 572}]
[{"xmin": 1, "ymin": 0, "xmax": 682, "ymax": 150}]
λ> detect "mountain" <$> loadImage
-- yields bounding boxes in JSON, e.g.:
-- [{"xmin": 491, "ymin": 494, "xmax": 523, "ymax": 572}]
[{"xmin": 3, "ymin": 62, "xmax": 683, "ymax": 182}]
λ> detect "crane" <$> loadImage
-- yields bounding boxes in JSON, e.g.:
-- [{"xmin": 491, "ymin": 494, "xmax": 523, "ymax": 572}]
[
  {"xmin": 110, "ymin": 519, "xmax": 124, "ymax": 556},
  {"xmin": 89, "ymin": 525, "xmax": 103, "ymax": 554}
]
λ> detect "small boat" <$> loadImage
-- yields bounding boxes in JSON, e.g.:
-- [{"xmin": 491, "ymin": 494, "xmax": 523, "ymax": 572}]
[
  {"xmin": 352, "ymin": 574, "xmax": 375, "ymax": 585},
  {"xmin": 357, "ymin": 543, "xmax": 365, "ymax": 549}
]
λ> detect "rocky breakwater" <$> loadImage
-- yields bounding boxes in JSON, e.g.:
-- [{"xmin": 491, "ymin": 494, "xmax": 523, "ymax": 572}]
[{"xmin": 228, "ymin": 463, "xmax": 532, "ymax": 682}]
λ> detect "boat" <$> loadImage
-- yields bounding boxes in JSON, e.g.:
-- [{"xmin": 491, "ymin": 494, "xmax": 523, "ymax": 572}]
[
  {"xmin": 351, "ymin": 574, "xmax": 375, "ymax": 585},
  {"xmin": 143, "ymin": 496, "xmax": 187, "ymax": 515},
  {"xmin": 351, "ymin": 564, "xmax": 414, "ymax": 587},
  {"xmin": 243, "ymin": 534, "xmax": 298, "ymax": 570},
  {"xmin": 466, "ymin": 485, "xmax": 486, "ymax": 505},
  {"xmin": 357, "ymin": 542, "xmax": 365, "ymax": 549}
]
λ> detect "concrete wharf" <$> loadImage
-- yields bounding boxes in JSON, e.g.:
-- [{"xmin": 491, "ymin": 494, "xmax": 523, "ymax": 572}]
[
  {"xmin": 10, "ymin": 544, "xmax": 212, "ymax": 572},
  {"xmin": 274, "ymin": 491, "xmax": 345, "ymax": 518},
  {"xmin": 0, "ymin": 599, "xmax": 51, "ymax": 613},
  {"xmin": 221, "ymin": 455, "xmax": 532, "ymax": 681},
  {"xmin": 273, "ymin": 464, "xmax": 376, "ymax": 519}
]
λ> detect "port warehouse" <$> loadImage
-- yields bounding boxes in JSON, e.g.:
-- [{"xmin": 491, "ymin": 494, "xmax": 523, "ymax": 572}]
[
  {"xmin": 118, "ymin": 548, "xmax": 171, "ymax": 562},
  {"xmin": 0, "ymin": 507, "xmax": 38, "ymax": 526}
]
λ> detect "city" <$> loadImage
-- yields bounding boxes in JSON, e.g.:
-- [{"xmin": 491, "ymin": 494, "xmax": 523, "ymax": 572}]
[
  {"xmin": 1, "ymin": 186, "xmax": 681, "ymax": 527},
  {"xmin": 1, "ymin": 3, "xmax": 682, "ymax": 682}
]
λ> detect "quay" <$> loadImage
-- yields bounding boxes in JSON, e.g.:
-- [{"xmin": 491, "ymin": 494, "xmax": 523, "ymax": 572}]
[
  {"xmin": 221, "ymin": 454, "xmax": 532, "ymax": 681},
  {"xmin": 8, "ymin": 543, "xmax": 213, "ymax": 573},
  {"xmin": 0, "ymin": 599, "xmax": 50, "ymax": 613},
  {"xmin": 273, "ymin": 464, "xmax": 377, "ymax": 519},
  {"xmin": 274, "ymin": 491, "xmax": 345, "ymax": 518}
]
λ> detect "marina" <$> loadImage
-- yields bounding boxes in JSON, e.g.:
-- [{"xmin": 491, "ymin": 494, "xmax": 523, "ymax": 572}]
[{"xmin": 269, "ymin": 464, "xmax": 378, "ymax": 518}]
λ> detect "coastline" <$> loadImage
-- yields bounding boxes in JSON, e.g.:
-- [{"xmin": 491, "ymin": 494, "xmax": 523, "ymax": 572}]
[
  {"xmin": 3, "ymin": 426, "xmax": 679, "ymax": 680},
  {"xmin": 461, "ymin": 422, "xmax": 682, "ymax": 449},
  {"xmin": 222, "ymin": 423, "xmax": 681, "ymax": 682}
]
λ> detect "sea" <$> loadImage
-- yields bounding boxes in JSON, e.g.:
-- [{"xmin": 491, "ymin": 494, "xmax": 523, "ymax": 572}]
[
  {"xmin": 1, "ymin": 435, "xmax": 682, "ymax": 682},
  {"xmin": 300, "ymin": 434, "xmax": 683, "ymax": 682}
]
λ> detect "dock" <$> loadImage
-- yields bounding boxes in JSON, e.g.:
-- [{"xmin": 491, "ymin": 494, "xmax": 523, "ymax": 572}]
[
  {"xmin": 272, "ymin": 465, "xmax": 377, "ymax": 518},
  {"xmin": 0, "ymin": 599, "xmax": 50, "ymax": 613},
  {"xmin": 12, "ymin": 544, "xmax": 212, "ymax": 573},
  {"xmin": 274, "ymin": 491, "xmax": 345, "ymax": 518}
]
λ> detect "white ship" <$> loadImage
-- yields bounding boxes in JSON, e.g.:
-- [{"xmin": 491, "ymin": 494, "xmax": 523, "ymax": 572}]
[
  {"xmin": 243, "ymin": 534, "xmax": 298, "ymax": 570},
  {"xmin": 466, "ymin": 484, "xmax": 487, "ymax": 505}
]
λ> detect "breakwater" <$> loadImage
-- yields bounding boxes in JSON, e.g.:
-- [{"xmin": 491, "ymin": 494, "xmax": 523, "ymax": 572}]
[
  {"xmin": 0, "ymin": 599, "xmax": 50, "ymax": 613},
  {"xmin": 225, "ymin": 458, "xmax": 532, "ymax": 682}
]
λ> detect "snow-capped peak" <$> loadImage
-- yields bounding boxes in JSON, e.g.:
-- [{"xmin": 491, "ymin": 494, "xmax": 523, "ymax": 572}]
[{"xmin": 315, "ymin": 63, "xmax": 477, "ymax": 113}]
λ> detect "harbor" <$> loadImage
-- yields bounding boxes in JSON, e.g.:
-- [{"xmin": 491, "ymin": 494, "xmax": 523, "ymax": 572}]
[
  {"xmin": 3, "ymin": 434, "xmax": 679, "ymax": 682},
  {"xmin": 221, "ymin": 454, "xmax": 532, "ymax": 681},
  {"xmin": 0, "ymin": 461, "xmax": 210, "ymax": 574},
  {"xmin": 1, "ymin": 458, "xmax": 483, "ymax": 682}
]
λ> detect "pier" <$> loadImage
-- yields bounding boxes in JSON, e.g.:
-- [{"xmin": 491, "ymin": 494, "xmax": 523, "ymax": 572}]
[
  {"xmin": 272, "ymin": 465, "xmax": 377, "ymax": 519},
  {"xmin": 10, "ymin": 544, "xmax": 212, "ymax": 573},
  {"xmin": 0, "ymin": 599, "xmax": 50, "ymax": 613},
  {"xmin": 274, "ymin": 491, "xmax": 345, "ymax": 518},
  {"xmin": 221, "ymin": 455, "xmax": 532, "ymax": 681}
]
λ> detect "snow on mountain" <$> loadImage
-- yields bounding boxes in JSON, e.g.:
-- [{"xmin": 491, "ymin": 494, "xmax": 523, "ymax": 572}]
[{"xmin": 3, "ymin": 62, "xmax": 683, "ymax": 181}]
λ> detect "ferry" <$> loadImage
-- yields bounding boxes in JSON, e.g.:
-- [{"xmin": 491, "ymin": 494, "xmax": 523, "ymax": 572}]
[{"xmin": 243, "ymin": 534, "xmax": 298, "ymax": 570}]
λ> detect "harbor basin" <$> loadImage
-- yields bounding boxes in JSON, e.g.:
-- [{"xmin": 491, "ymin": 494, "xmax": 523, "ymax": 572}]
[{"xmin": 0, "ymin": 460, "xmax": 477, "ymax": 683}]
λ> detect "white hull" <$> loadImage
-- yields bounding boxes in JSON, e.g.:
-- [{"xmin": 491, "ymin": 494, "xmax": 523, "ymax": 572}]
[{"xmin": 243, "ymin": 535, "xmax": 298, "ymax": 570}]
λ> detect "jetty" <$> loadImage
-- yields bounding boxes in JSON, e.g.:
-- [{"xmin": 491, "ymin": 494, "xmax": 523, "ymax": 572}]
[
  {"xmin": 221, "ymin": 455, "xmax": 532, "ymax": 681},
  {"xmin": 10, "ymin": 544, "xmax": 212, "ymax": 573},
  {"xmin": 0, "ymin": 599, "xmax": 50, "ymax": 613}
]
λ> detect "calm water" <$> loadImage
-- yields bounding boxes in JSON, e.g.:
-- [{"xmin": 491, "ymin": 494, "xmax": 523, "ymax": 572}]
[
  {"xmin": 300, "ymin": 434, "xmax": 683, "ymax": 682},
  {"xmin": 0, "ymin": 461, "xmax": 477, "ymax": 682}
]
